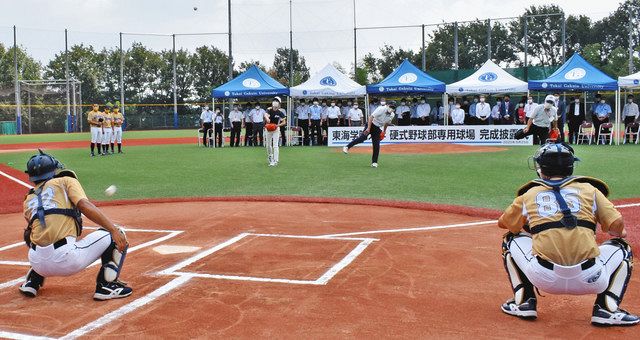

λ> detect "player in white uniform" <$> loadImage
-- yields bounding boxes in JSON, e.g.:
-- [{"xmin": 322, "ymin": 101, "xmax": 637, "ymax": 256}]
[
  {"xmin": 101, "ymin": 104, "xmax": 114, "ymax": 155},
  {"xmin": 87, "ymin": 104, "xmax": 104, "ymax": 157},
  {"xmin": 111, "ymin": 103, "xmax": 125, "ymax": 154}
]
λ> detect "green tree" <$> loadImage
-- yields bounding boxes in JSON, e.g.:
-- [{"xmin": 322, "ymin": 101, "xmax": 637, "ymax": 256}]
[
  {"xmin": 237, "ymin": 60, "xmax": 267, "ymax": 73},
  {"xmin": 191, "ymin": 45, "xmax": 230, "ymax": 101},
  {"xmin": 45, "ymin": 44, "xmax": 104, "ymax": 104},
  {"xmin": 591, "ymin": 0, "xmax": 640, "ymax": 58},
  {"xmin": 121, "ymin": 42, "xmax": 164, "ymax": 103},
  {"xmin": 272, "ymin": 47, "xmax": 310, "ymax": 86},
  {"xmin": 0, "ymin": 43, "xmax": 42, "ymax": 85},
  {"xmin": 507, "ymin": 5, "xmax": 565, "ymax": 67},
  {"xmin": 159, "ymin": 48, "xmax": 195, "ymax": 102}
]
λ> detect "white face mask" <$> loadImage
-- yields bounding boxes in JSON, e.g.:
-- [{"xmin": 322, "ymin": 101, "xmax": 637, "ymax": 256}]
[
  {"xmin": 255, "ymin": 106, "xmax": 260, "ymax": 109},
  {"xmin": 401, "ymin": 102, "xmax": 405, "ymax": 105},
  {"xmin": 331, "ymin": 103, "xmax": 335, "ymax": 106},
  {"xmin": 544, "ymin": 102, "xmax": 552, "ymax": 109},
  {"xmin": 380, "ymin": 101, "xmax": 386, "ymax": 106},
  {"xmin": 519, "ymin": 103, "xmax": 524, "ymax": 107},
  {"xmin": 527, "ymin": 99, "xmax": 533, "ymax": 104},
  {"xmin": 480, "ymin": 98, "xmax": 485, "ymax": 102},
  {"xmin": 575, "ymin": 99, "xmax": 580, "ymax": 103},
  {"xmin": 421, "ymin": 100, "xmax": 426, "ymax": 104},
  {"xmin": 600, "ymin": 100, "xmax": 606, "ymax": 104},
  {"xmin": 272, "ymin": 101, "xmax": 280, "ymax": 108},
  {"xmin": 629, "ymin": 99, "xmax": 634, "ymax": 103},
  {"xmin": 313, "ymin": 102, "xmax": 318, "ymax": 105},
  {"xmin": 347, "ymin": 102, "xmax": 352, "ymax": 106},
  {"xmin": 455, "ymin": 104, "xmax": 461, "ymax": 109},
  {"xmin": 353, "ymin": 105, "xmax": 358, "ymax": 109}
]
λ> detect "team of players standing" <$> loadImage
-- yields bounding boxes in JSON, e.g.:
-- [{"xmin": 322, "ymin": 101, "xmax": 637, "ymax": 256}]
[{"xmin": 87, "ymin": 103, "xmax": 125, "ymax": 157}]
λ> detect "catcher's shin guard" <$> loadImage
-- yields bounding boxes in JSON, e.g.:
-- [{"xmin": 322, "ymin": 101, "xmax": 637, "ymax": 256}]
[
  {"xmin": 595, "ymin": 238, "xmax": 633, "ymax": 312},
  {"xmin": 502, "ymin": 232, "xmax": 536, "ymax": 304},
  {"xmin": 97, "ymin": 240, "xmax": 128, "ymax": 284}
]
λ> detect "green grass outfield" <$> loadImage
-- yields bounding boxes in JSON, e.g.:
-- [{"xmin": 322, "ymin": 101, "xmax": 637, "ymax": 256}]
[
  {"xmin": 1, "ymin": 131, "xmax": 639, "ymax": 210},
  {"xmin": 0, "ymin": 130, "xmax": 196, "ymax": 144}
]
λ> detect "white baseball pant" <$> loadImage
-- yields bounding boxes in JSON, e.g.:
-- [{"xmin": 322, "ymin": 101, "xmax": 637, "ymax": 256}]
[
  {"xmin": 90, "ymin": 126, "xmax": 103, "ymax": 144},
  {"xmin": 112, "ymin": 126, "xmax": 123, "ymax": 143},
  {"xmin": 265, "ymin": 129, "xmax": 280, "ymax": 163}
]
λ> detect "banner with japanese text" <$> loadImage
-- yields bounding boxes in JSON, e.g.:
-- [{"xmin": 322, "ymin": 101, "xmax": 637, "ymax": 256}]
[{"xmin": 328, "ymin": 125, "xmax": 533, "ymax": 146}]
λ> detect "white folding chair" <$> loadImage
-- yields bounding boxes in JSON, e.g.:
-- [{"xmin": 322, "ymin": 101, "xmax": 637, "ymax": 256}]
[
  {"xmin": 288, "ymin": 126, "xmax": 302, "ymax": 146},
  {"xmin": 598, "ymin": 123, "xmax": 613, "ymax": 145},
  {"xmin": 576, "ymin": 122, "xmax": 593, "ymax": 145},
  {"xmin": 197, "ymin": 128, "xmax": 212, "ymax": 147},
  {"xmin": 624, "ymin": 122, "xmax": 639, "ymax": 144}
]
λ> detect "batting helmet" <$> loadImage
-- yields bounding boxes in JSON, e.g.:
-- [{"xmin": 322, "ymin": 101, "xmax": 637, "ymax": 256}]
[
  {"xmin": 25, "ymin": 149, "xmax": 63, "ymax": 183},
  {"xmin": 532, "ymin": 142, "xmax": 579, "ymax": 177}
]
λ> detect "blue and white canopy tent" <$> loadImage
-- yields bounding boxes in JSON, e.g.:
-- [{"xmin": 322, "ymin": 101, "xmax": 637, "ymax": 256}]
[
  {"xmin": 528, "ymin": 54, "xmax": 621, "ymax": 144},
  {"xmin": 211, "ymin": 65, "xmax": 290, "ymax": 144},
  {"xmin": 366, "ymin": 59, "xmax": 446, "ymax": 94},
  {"xmin": 618, "ymin": 70, "xmax": 640, "ymax": 89}
]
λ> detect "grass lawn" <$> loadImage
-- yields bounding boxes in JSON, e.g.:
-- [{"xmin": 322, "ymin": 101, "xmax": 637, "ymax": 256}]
[{"xmin": 1, "ymin": 138, "xmax": 638, "ymax": 210}]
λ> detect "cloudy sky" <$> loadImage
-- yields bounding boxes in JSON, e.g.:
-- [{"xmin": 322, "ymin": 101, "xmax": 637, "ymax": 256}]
[{"xmin": 0, "ymin": 0, "xmax": 618, "ymax": 73}]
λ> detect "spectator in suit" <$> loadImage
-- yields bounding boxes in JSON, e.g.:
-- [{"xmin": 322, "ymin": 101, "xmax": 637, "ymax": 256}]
[
  {"xmin": 466, "ymin": 95, "xmax": 479, "ymax": 125},
  {"xmin": 567, "ymin": 96, "xmax": 586, "ymax": 144},
  {"xmin": 554, "ymin": 92, "xmax": 567, "ymax": 141},
  {"xmin": 500, "ymin": 95, "xmax": 515, "ymax": 124}
]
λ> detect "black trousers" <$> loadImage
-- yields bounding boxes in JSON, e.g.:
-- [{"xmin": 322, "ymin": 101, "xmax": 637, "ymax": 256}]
[
  {"xmin": 202, "ymin": 122, "xmax": 213, "ymax": 147},
  {"xmin": 280, "ymin": 125, "xmax": 286, "ymax": 146},
  {"xmin": 321, "ymin": 120, "xmax": 328, "ymax": 145},
  {"xmin": 567, "ymin": 116, "xmax": 583, "ymax": 144},
  {"xmin": 310, "ymin": 119, "xmax": 322, "ymax": 145},
  {"xmin": 557, "ymin": 120, "xmax": 565, "ymax": 142},
  {"xmin": 347, "ymin": 124, "xmax": 382, "ymax": 163},
  {"xmin": 624, "ymin": 116, "xmax": 636, "ymax": 129},
  {"xmin": 214, "ymin": 123, "xmax": 223, "ymax": 147},
  {"xmin": 593, "ymin": 117, "xmax": 609, "ymax": 143},
  {"xmin": 328, "ymin": 118, "xmax": 339, "ymax": 127},
  {"xmin": 252, "ymin": 122, "xmax": 264, "ymax": 146},
  {"xmin": 522, "ymin": 125, "xmax": 549, "ymax": 145},
  {"xmin": 230, "ymin": 122, "xmax": 242, "ymax": 147},
  {"xmin": 298, "ymin": 120, "xmax": 310, "ymax": 145},
  {"xmin": 244, "ymin": 122, "xmax": 253, "ymax": 146}
]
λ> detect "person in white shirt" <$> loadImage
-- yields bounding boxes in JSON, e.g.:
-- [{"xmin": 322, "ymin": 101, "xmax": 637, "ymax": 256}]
[
  {"xmin": 326, "ymin": 100, "xmax": 341, "ymax": 127},
  {"xmin": 243, "ymin": 102, "xmax": 254, "ymax": 146},
  {"xmin": 349, "ymin": 103, "xmax": 363, "ymax": 126},
  {"xmin": 342, "ymin": 100, "xmax": 353, "ymax": 126},
  {"xmin": 320, "ymin": 100, "xmax": 329, "ymax": 145},
  {"xmin": 451, "ymin": 103, "xmax": 465, "ymax": 125},
  {"xmin": 343, "ymin": 101, "xmax": 396, "ymax": 168},
  {"xmin": 524, "ymin": 96, "xmax": 539, "ymax": 120},
  {"xmin": 251, "ymin": 103, "xmax": 266, "ymax": 146},
  {"xmin": 295, "ymin": 99, "xmax": 311, "ymax": 146},
  {"xmin": 491, "ymin": 98, "xmax": 503, "ymax": 125},
  {"xmin": 200, "ymin": 106, "xmax": 214, "ymax": 147},
  {"xmin": 623, "ymin": 94, "xmax": 639, "ymax": 129},
  {"xmin": 213, "ymin": 108, "xmax": 224, "ymax": 147},
  {"xmin": 475, "ymin": 95, "xmax": 491, "ymax": 125},
  {"xmin": 228, "ymin": 105, "xmax": 244, "ymax": 147},
  {"xmin": 396, "ymin": 99, "xmax": 411, "ymax": 126},
  {"xmin": 416, "ymin": 98, "xmax": 431, "ymax": 125}
]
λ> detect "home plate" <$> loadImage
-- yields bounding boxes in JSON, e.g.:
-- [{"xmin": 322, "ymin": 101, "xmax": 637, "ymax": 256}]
[{"xmin": 153, "ymin": 245, "xmax": 201, "ymax": 255}]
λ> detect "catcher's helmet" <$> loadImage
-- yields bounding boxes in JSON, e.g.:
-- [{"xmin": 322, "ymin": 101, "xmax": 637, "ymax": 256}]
[
  {"xmin": 25, "ymin": 149, "xmax": 63, "ymax": 183},
  {"xmin": 532, "ymin": 142, "xmax": 579, "ymax": 177}
]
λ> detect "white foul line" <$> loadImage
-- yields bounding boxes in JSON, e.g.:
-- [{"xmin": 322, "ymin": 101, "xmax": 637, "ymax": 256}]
[
  {"xmin": 0, "ymin": 242, "xmax": 24, "ymax": 252},
  {"xmin": 0, "ymin": 260, "xmax": 30, "ymax": 266},
  {"xmin": 248, "ymin": 233, "xmax": 378, "ymax": 242},
  {"xmin": 315, "ymin": 239, "xmax": 375, "ymax": 285},
  {"xmin": 170, "ymin": 272, "xmax": 322, "ymax": 285},
  {"xmin": 158, "ymin": 233, "xmax": 250, "ymax": 275},
  {"xmin": 615, "ymin": 202, "xmax": 640, "ymax": 209},
  {"xmin": 59, "ymin": 275, "xmax": 192, "ymax": 340},
  {"xmin": 0, "ymin": 330, "xmax": 55, "ymax": 340},
  {"xmin": 0, "ymin": 170, "xmax": 33, "ymax": 189},
  {"xmin": 321, "ymin": 220, "xmax": 498, "ymax": 238}
]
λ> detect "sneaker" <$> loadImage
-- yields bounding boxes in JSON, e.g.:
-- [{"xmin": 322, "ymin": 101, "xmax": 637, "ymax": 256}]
[
  {"xmin": 501, "ymin": 298, "xmax": 537, "ymax": 319},
  {"xmin": 591, "ymin": 304, "xmax": 640, "ymax": 326},
  {"xmin": 371, "ymin": 163, "xmax": 378, "ymax": 168},
  {"xmin": 91, "ymin": 153, "xmax": 95, "ymax": 157},
  {"xmin": 19, "ymin": 269, "xmax": 45, "ymax": 298},
  {"xmin": 268, "ymin": 162, "xmax": 275, "ymax": 167},
  {"xmin": 94, "ymin": 280, "xmax": 133, "ymax": 301},
  {"xmin": 343, "ymin": 146, "xmax": 349, "ymax": 154}
]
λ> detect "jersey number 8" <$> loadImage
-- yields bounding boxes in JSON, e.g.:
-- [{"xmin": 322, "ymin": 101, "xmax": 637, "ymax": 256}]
[{"xmin": 535, "ymin": 188, "xmax": 581, "ymax": 218}]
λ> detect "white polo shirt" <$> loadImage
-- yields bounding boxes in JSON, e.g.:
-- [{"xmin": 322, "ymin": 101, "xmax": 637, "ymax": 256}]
[
  {"xmin": 326, "ymin": 106, "xmax": 340, "ymax": 119},
  {"xmin": 200, "ymin": 110, "xmax": 213, "ymax": 123},
  {"xmin": 371, "ymin": 106, "xmax": 392, "ymax": 128},
  {"xmin": 475, "ymin": 102, "xmax": 491, "ymax": 119}
]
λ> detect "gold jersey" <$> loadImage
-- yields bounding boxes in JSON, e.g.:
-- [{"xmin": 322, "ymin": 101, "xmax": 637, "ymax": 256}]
[
  {"xmin": 103, "ymin": 112, "xmax": 113, "ymax": 128},
  {"xmin": 23, "ymin": 176, "xmax": 87, "ymax": 246},
  {"xmin": 499, "ymin": 177, "xmax": 621, "ymax": 266},
  {"xmin": 112, "ymin": 111, "xmax": 124, "ymax": 127},
  {"xmin": 87, "ymin": 110, "xmax": 104, "ymax": 127}
]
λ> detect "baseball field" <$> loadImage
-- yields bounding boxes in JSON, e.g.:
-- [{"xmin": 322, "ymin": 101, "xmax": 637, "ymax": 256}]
[{"xmin": 0, "ymin": 131, "xmax": 639, "ymax": 338}]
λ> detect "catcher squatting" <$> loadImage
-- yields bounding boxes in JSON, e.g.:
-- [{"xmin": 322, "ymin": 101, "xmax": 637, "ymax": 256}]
[
  {"xmin": 499, "ymin": 142, "xmax": 638, "ymax": 326},
  {"xmin": 19, "ymin": 150, "xmax": 132, "ymax": 300}
]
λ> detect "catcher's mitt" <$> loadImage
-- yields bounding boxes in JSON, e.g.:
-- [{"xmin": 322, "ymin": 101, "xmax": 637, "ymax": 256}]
[
  {"xmin": 379, "ymin": 131, "xmax": 386, "ymax": 140},
  {"xmin": 265, "ymin": 123, "xmax": 278, "ymax": 132}
]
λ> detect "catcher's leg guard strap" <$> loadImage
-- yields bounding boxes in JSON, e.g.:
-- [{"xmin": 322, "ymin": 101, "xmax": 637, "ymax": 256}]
[
  {"xmin": 596, "ymin": 238, "xmax": 633, "ymax": 312},
  {"xmin": 97, "ymin": 241, "xmax": 128, "ymax": 283},
  {"xmin": 503, "ymin": 233, "xmax": 536, "ymax": 304}
]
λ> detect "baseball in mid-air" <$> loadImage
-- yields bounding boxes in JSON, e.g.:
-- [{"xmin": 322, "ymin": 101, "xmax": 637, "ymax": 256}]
[
  {"xmin": 104, "ymin": 185, "xmax": 118, "ymax": 197},
  {"xmin": 193, "ymin": 7, "xmax": 198, "ymax": 11}
]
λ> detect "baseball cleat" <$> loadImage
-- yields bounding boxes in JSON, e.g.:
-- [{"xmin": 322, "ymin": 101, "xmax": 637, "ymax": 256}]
[
  {"xmin": 19, "ymin": 269, "xmax": 45, "ymax": 298},
  {"xmin": 371, "ymin": 163, "xmax": 378, "ymax": 168},
  {"xmin": 501, "ymin": 298, "xmax": 537, "ymax": 319},
  {"xmin": 591, "ymin": 305, "xmax": 639, "ymax": 326},
  {"xmin": 342, "ymin": 146, "xmax": 349, "ymax": 154},
  {"xmin": 94, "ymin": 280, "xmax": 133, "ymax": 301}
]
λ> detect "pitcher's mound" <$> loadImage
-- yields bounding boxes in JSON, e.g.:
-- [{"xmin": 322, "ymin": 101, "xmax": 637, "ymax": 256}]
[{"xmin": 341, "ymin": 143, "xmax": 507, "ymax": 155}]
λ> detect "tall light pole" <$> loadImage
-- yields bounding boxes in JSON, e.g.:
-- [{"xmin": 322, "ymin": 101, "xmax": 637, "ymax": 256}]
[
  {"xmin": 14, "ymin": 25, "xmax": 22, "ymax": 134},
  {"xmin": 228, "ymin": 0, "xmax": 233, "ymax": 81},
  {"xmin": 353, "ymin": 0, "xmax": 357, "ymax": 80},
  {"xmin": 65, "ymin": 29, "xmax": 72, "ymax": 132},
  {"xmin": 289, "ymin": 0, "xmax": 293, "ymax": 86},
  {"xmin": 172, "ymin": 34, "xmax": 178, "ymax": 128}
]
